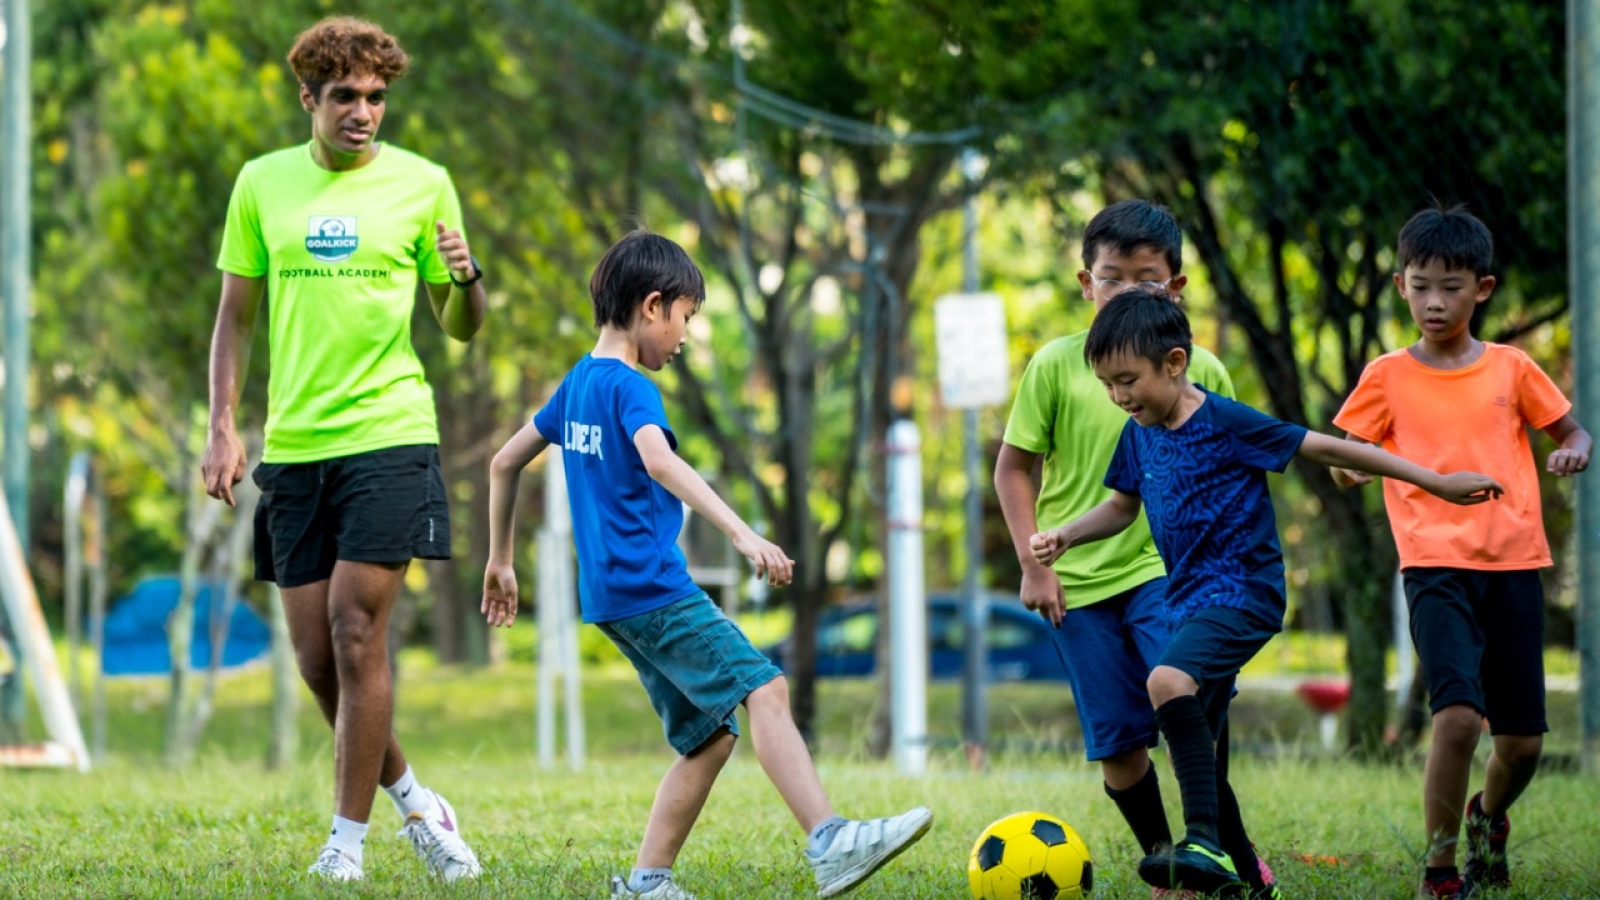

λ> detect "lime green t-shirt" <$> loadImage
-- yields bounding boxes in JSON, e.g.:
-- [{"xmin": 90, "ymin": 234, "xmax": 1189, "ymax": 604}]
[
  {"xmin": 1002, "ymin": 332, "xmax": 1235, "ymax": 607},
  {"xmin": 217, "ymin": 142, "xmax": 463, "ymax": 463}
]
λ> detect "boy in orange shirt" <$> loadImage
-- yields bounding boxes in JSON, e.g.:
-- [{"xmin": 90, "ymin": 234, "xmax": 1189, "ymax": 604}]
[{"xmin": 1332, "ymin": 205, "xmax": 1591, "ymax": 900}]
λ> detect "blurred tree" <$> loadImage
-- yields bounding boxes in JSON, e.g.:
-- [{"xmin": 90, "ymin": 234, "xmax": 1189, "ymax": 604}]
[
  {"xmin": 480, "ymin": 0, "xmax": 1000, "ymax": 744},
  {"xmin": 31, "ymin": 0, "xmax": 587, "ymax": 668},
  {"xmin": 865, "ymin": 0, "xmax": 1566, "ymax": 754},
  {"xmin": 26, "ymin": 0, "xmax": 1572, "ymax": 760}
]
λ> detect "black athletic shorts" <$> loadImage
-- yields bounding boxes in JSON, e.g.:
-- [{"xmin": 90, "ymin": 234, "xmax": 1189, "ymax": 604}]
[
  {"xmin": 251, "ymin": 444, "xmax": 451, "ymax": 588},
  {"xmin": 1160, "ymin": 604, "xmax": 1282, "ymax": 737},
  {"xmin": 1403, "ymin": 566, "xmax": 1547, "ymax": 735}
]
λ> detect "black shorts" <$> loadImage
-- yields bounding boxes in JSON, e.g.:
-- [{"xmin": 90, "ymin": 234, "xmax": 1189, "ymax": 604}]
[
  {"xmin": 252, "ymin": 444, "xmax": 451, "ymax": 588},
  {"xmin": 1404, "ymin": 567, "xmax": 1547, "ymax": 735},
  {"xmin": 1159, "ymin": 604, "xmax": 1281, "ymax": 737}
]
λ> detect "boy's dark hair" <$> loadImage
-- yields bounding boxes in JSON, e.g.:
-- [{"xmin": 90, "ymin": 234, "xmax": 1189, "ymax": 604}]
[
  {"xmin": 1397, "ymin": 204, "xmax": 1494, "ymax": 277},
  {"xmin": 1081, "ymin": 200, "xmax": 1183, "ymax": 275},
  {"xmin": 288, "ymin": 17, "xmax": 410, "ymax": 101},
  {"xmin": 1084, "ymin": 288, "xmax": 1193, "ymax": 368},
  {"xmin": 589, "ymin": 230, "xmax": 707, "ymax": 329}
]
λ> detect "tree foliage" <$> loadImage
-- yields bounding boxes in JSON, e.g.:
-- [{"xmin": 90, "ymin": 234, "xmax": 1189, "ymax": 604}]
[{"xmin": 21, "ymin": 0, "xmax": 1576, "ymax": 757}]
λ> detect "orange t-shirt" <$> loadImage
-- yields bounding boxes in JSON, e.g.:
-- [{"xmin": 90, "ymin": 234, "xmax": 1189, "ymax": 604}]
[{"xmin": 1333, "ymin": 343, "xmax": 1570, "ymax": 570}]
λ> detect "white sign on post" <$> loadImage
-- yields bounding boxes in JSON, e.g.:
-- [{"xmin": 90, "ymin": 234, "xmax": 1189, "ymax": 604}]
[{"xmin": 934, "ymin": 293, "xmax": 1010, "ymax": 409}]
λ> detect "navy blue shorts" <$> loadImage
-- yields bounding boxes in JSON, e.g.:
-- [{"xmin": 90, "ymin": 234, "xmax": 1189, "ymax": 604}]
[
  {"xmin": 251, "ymin": 444, "xmax": 451, "ymax": 588},
  {"xmin": 1404, "ymin": 567, "xmax": 1547, "ymax": 735},
  {"xmin": 598, "ymin": 591, "xmax": 783, "ymax": 755},
  {"xmin": 1055, "ymin": 578, "xmax": 1171, "ymax": 760},
  {"xmin": 1159, "ymin": 605, "xmax": 1281, "ymax": 735}
]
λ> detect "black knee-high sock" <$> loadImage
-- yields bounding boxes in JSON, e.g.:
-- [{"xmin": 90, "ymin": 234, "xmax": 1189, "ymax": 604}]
[
  {"xmin": 1218, "ymin": 779, "xmax": 1262, "ymax": 886},
  {"xmin": 1105, "ymin": 762, "xmax": 1173, "ymax": 855},
  {"xmin": 1215, "ymin": 721, "xmax": 1264, "ymax": 887},
  {"xmin": 1155, "ymin": 695, "xmax": 1220, "ymax": 849}
]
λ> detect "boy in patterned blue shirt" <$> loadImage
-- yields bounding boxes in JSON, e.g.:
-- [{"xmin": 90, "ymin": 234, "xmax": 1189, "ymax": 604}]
[
  {"xmin": 1030, "ymin": 290, "xmax": 1502, "ymax": 894},
  {"xmin": 481, "ymin": 231, "xmax": 931, "ymax": 900}
]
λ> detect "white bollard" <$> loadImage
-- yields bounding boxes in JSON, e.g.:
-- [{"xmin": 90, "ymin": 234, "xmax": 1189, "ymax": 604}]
[
  {"xmin": 887, "ymin": 419, "xmax": 927, "ymax": 775},
  {"xmin": 537, "ymin": 448, "xmax": 584, "ymax": 770},
  {"xmin": 1392, "ymin": 570, "xmax": 1413, "ymax": 709}
]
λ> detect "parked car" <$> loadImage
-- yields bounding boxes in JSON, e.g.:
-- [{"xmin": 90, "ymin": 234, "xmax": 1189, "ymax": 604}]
[{"xmin": 760, "ymin": 590, "xmax": 1069, "ymax": 683}]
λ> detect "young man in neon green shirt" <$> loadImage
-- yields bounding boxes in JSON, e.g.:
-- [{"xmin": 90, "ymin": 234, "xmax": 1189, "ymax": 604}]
[
  {"xmin": 995, "ymin": 201, "xmax": 1279, "ymax": 899},
  {"xmin": 201, "ymin": 16, "xmax": 485, "ymax": 883}
]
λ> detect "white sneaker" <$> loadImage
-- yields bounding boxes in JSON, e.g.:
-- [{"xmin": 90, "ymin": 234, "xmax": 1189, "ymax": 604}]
[
  {"xmin": 398, "ymin": 790, "xmax": 482, "ymax": 881},
  {"xmin": 307, "ymin": 846, "xmax": 364, "ymax": 881},
  {"xmin": 608, "ymin": 874, "xmax": 700, "ymax": 899},
  {"xmin": 808, "ymin": 807, "xmax": 933, "ymax": 898}
]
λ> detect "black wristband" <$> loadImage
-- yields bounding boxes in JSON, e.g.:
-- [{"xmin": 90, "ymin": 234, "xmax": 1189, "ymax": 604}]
[{"xmin": 450, "ymin": 255, "xmax": 483, "ymax": 288}]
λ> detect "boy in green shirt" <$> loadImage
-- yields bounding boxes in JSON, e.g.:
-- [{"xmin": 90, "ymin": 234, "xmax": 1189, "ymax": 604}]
[
  {"xmin": 995, "ymin": 201, "xmax": 1277, "ymax": 899},
  {"xmin": 202, "ymin": 16, "xmax": 486, "ymax": 883}
]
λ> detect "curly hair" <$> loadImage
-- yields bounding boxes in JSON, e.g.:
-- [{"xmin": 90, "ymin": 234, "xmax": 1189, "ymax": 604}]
[{"xmin": 287, "ymin": 17, "xmax": 410, "ymax": 100}]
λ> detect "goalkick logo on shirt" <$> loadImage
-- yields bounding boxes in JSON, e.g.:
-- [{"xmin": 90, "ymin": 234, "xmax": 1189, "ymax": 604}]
[{"xmin": 306, "ymin": 216, "xmax": 359, "ymax": 262}]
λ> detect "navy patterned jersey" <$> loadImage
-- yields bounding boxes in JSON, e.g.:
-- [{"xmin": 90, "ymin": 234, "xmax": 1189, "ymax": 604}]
[{"xmin": 1103, "ymin": 388, "xmax": 1307, "ymax": 627}]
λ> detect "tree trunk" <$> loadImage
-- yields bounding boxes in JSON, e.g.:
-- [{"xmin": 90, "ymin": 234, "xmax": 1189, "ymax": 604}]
[
  {"xmin": 186, "ymin": 470, "xmax": 259, "ymax": 752},
  {"xmin": 166, "ymin": 466, "xmax": 225, "ymax": 768},
  {"xmin": 778, "ymin": 334, "xmax": 824, "ymax": 741},
  {"xmin": 427, "ymin": 341, "xmax": 494, "ymax": 666},
  {"xmin": 1177, "ymin": 166, "xmax": 1399, "ymax": 755},
  {"xmin": 266, "ymin": 583, "xmax": 298, "ymax": 770}
]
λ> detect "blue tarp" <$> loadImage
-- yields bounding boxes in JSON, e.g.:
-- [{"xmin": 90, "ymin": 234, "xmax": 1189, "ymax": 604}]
[{"xmin": 101, "ymin": 575, "xmax": 271, "ymax": 676}]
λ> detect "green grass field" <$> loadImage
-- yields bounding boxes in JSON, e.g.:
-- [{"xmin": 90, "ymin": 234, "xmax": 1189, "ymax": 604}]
[{"xmin": 3, "ymin": 656, "xmax": 1598, "ymax": 899}]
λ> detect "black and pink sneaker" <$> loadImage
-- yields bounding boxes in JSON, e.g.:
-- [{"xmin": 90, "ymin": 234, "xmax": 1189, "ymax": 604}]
[{"xmin": 1463, "ymin": 791, "xmax": 1510, "ymax": 890}]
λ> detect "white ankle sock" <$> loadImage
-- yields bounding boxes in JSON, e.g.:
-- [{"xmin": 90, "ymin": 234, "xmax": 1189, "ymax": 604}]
[
  {"xmin": 383, "ymin": 766, "xmax": 430, "ymax": 817},
  {"xmin": 327, "ymin": 816, "xmax": 367, "ymax": 863}
]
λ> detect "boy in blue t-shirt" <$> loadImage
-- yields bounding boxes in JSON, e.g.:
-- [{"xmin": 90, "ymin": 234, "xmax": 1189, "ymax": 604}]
[
  {"xmin": 481, "ymin": 231, "xmax": 931, "ymax": 900},
  {"xmin": 1030, "ymin": 290, "xmax": 1502, "ymax": 894}
]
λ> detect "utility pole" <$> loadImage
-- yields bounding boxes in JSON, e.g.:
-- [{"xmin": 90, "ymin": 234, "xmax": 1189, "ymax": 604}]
[
  {"xmin": 958, "ymin": 147, "xmax": 989, "ymax": 769},
  {"xmin": 3, "ymin": 0, "xmax": 28, "ymax": 547},
  {"xmin": 1, "ymin": 0, "xmax": 32, "ymax": 740},
  {"xmin": 1570, "ymin": 0, "xmax": 1600, "ymax": 775}
]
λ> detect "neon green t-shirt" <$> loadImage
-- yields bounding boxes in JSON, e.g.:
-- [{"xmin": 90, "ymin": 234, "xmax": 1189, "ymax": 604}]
[
  {"xmin": 1002, "ymin": 332, "xmax": 1235, "ymax": 607},
  {"xmin": 216, "ymin": 142, "xmax": 463, "ymax": 463}
]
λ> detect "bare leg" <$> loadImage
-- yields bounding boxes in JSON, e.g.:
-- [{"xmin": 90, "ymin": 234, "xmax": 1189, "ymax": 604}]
[
  {"xmin": 1102, "ymin": 747, "xmax": 1152, "ymax": 790},
  {"xmin": 325, "ymin": 561, "xmax": 407, "ymax": 822},
  {"xmin": 635, "ymin": 729, "xmax": 736, "ymax": 869},
  {"xmin": 746, "ymin": 677, "xmax": 834, "ymax": 832},
  {"xmin": 1480, "ymin": 733, "xmax": 1542, "ymax": 816},
  {"xmin": 282, "ymin": 573, "xmax": 410, "ymax": 804},
  {"xmin": 1423, "ymin": 704, "xmax": 1481, "ymax": 867}
]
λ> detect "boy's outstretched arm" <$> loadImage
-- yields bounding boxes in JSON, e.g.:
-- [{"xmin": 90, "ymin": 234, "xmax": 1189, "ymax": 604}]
[
  {"xmin": 1329, "ymin": 434, "xmax": 1376, "ymax": 488},
  {"xmin": 1542, "ymin": 414, "xmax": 1592, "ymax": 476},
  {"xmin": 994, "ymin": 443, "xmax": 1068, "ymax": 626},
  {"xmin": 483, "ymin": 422, "xmax": 551, "ymax": 628},
  {"xmin": 1028, "ymin": 491, "xmax": 1142, "ymax": 571},
  {"xmin": 1297, "ymin": 431, "xmax": 1504, "ymax": 504},
  {"xmin": 634, "ymin": 424, "xmax": 795, "ymax": 587}
]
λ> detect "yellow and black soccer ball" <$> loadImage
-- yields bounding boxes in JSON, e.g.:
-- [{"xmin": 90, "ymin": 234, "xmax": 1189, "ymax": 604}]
[{"xmin": 967, "ymin": 811, "xmax": 1094, "ymax": 900}]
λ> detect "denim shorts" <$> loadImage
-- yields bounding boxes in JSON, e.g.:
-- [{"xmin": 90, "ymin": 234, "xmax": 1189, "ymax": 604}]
[
  {"xmin": 1055, "ymin": 577, "xmax": 1172, "ymax": 761},
  {"xmin": 1404, "ymin": 567, "xmax": 1547, "ymax": 734},
  {"xmin": 1160, "ymin": 604, "xmax": 1281, "ymax": 736},
  {"xmin": 598, "ymin": 591, "xmax": 783, "ymax": 755}
]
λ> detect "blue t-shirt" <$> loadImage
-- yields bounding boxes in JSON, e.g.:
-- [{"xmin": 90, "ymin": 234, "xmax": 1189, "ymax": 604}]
[
  {"xmin": 1103, "ymin": 389, "xmax": 1307, "ymax": 627},
  {"xmin": 533, "ymin": 355, "xmax": 700, "ymax": 623}
]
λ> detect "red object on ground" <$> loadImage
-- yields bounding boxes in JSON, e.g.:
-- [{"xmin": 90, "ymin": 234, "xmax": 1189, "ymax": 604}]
[{"xmin": 1296, "ymin": 679, "xmax": 1352, "ymax": 713}]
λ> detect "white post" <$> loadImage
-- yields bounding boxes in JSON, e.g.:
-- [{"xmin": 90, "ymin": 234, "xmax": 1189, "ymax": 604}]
[
  {"xmin": 1392, "ymin": 571, "xmax": 1413, "ymax": 709},
  {"xmin": 887, "ymin": 419, "xmax": 927, "ymax": 775},
  {"xmin": 537, "ymin": 448, "xmax": 584, "ymax": 770},
  {"xmin": 0, "ymin": 491, "xmax": 88, "ymax": 770},
  {"xmin": 64, "ymin": 455, "xmax": 87, "ymax": 710}
]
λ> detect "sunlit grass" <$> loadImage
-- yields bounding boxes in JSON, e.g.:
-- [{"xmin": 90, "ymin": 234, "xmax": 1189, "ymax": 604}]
[{"xmin": 3, "ymin": 655, "xmax": 1597, "ymax": 898}]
